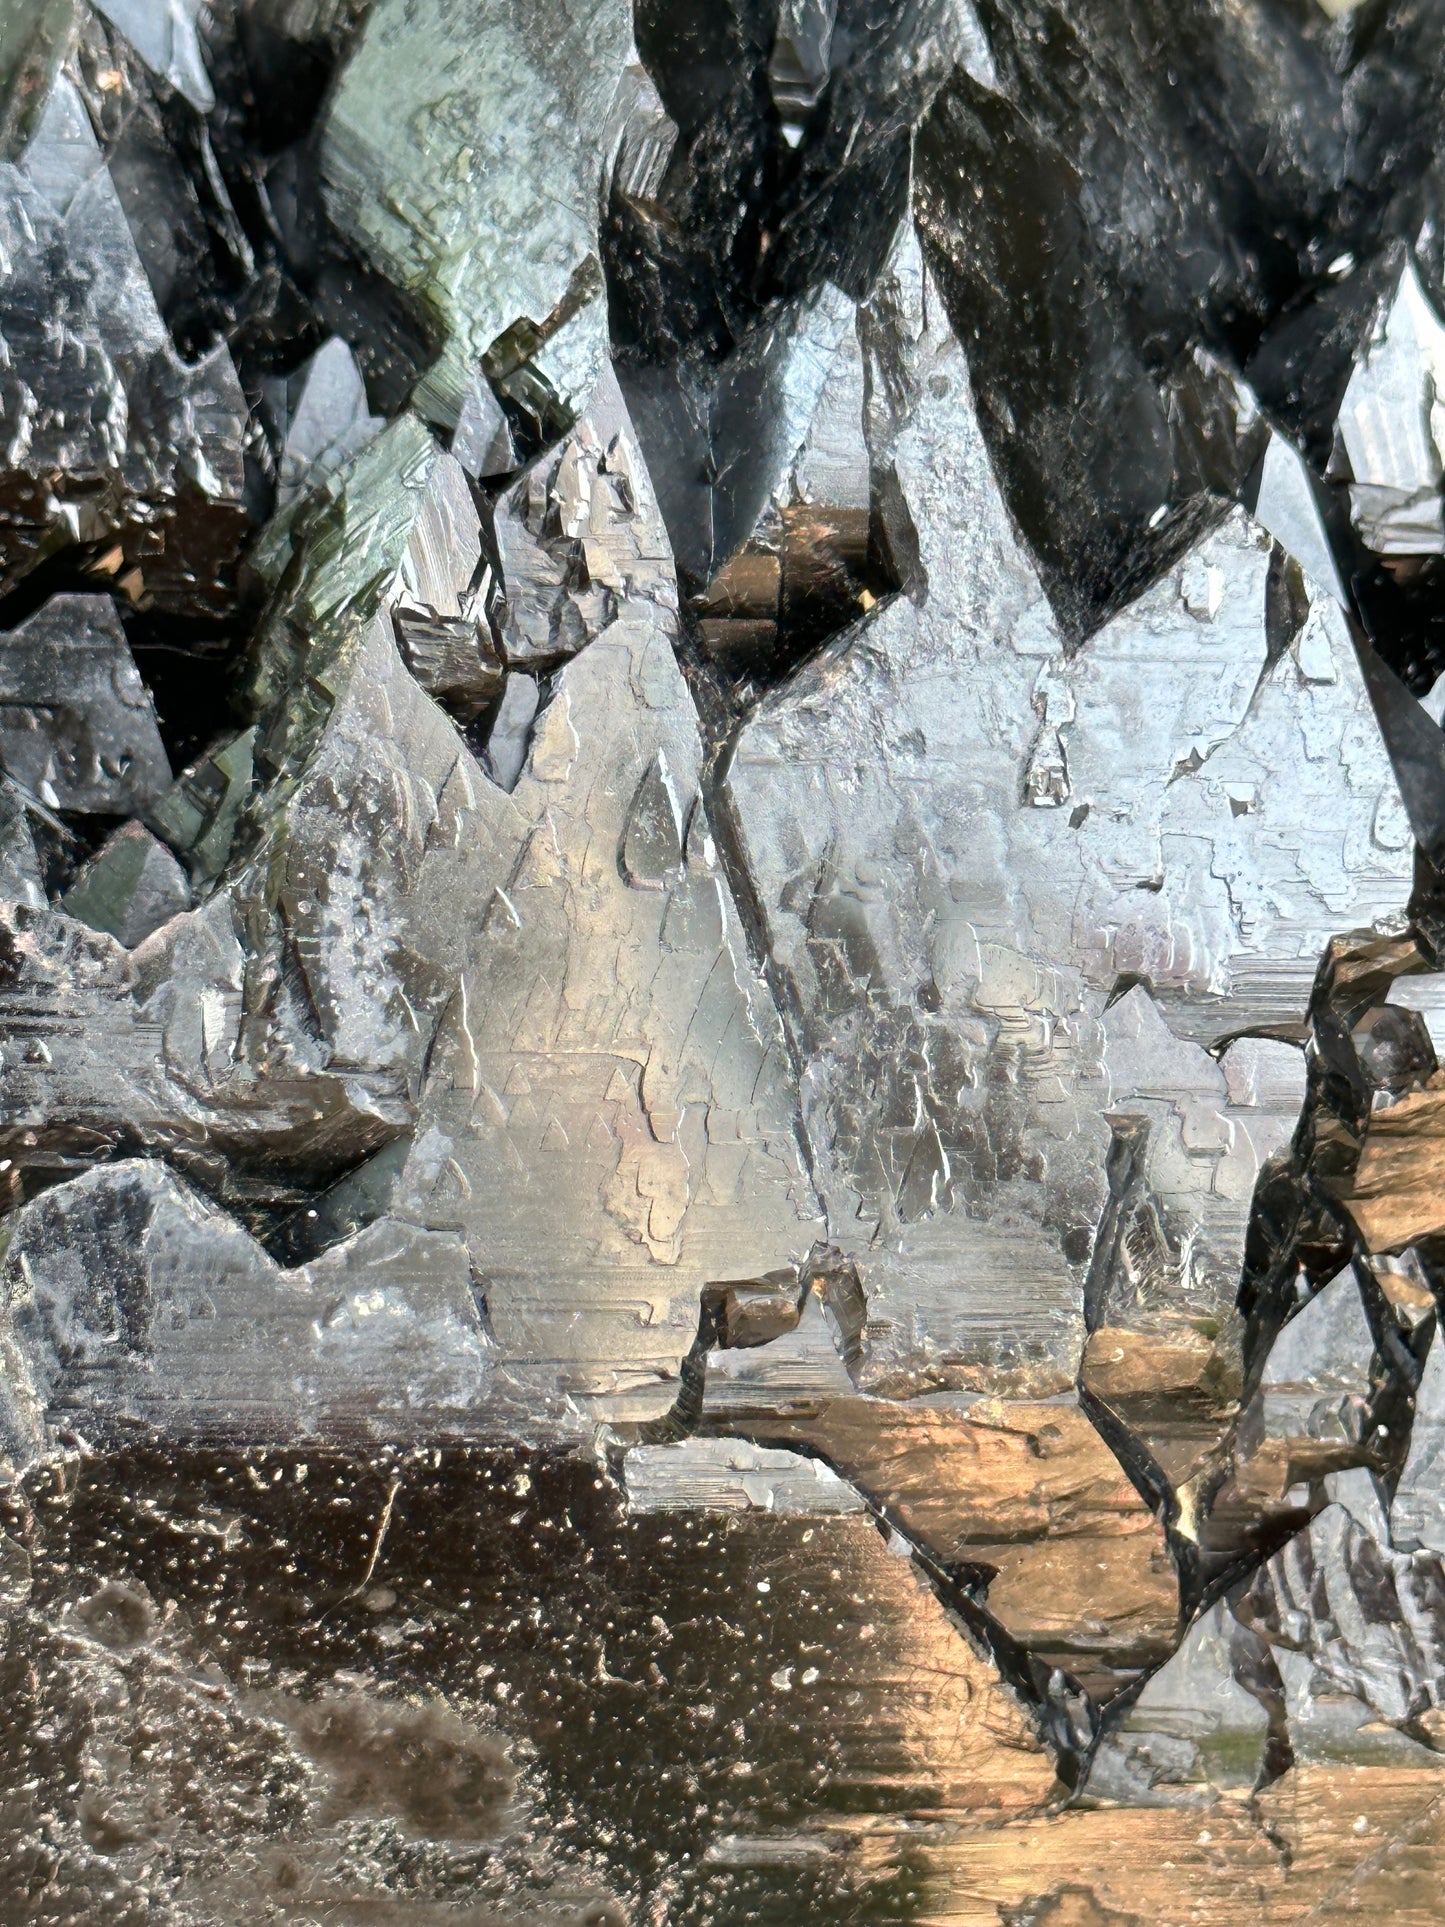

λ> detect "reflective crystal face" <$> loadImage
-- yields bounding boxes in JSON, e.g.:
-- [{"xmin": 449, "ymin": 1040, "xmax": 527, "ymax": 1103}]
[{"xmin": 5, "ymin": 2, "xmax": 1445, "ymax": 1921}]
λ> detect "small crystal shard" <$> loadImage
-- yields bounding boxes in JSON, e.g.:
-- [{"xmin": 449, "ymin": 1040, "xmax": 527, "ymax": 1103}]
[
  {"xmin": 393, "ymin": 605, "xmax": 504, "ymax": 721},
  {"xmin": 275, "ymin": 336, "xmax": 385, "ymax": 512}
]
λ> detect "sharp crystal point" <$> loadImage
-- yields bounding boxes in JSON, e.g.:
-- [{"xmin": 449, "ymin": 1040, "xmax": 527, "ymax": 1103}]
[
  {"xmin": 1252, "ymin": 429, "xmax": 1349, "ymax": 605},
  {"xmin": 275, "ymin": 336, "xmax": 385, "ymax": 512}
]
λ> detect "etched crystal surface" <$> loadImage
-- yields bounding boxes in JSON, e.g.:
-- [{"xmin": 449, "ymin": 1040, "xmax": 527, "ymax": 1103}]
[{"xmin": 5, "ymin": 3, "xmax": 1445, "ymax": 1923}]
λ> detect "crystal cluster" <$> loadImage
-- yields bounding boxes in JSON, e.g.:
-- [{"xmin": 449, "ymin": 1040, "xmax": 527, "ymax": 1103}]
[{"xmin": 5, "ymin": 3, "xmax": 1445, "ymax": 1924}]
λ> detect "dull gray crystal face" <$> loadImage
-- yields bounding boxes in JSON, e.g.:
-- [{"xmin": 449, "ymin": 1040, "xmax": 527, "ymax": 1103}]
[
  {"xmin": 1251, "ymin": 1267, "xmax": 1377, "ymax": 1450},
  {"xmin": 721, "ymin": 226, "xmax": 1411, "ymax": 1394},
  {"xmin": 60, "ymin": 820, "xmax": 190, "ymax": 948},
  {"xmin": 320, "ymin": 0, "xmax": 631, "ymax": 430},
  {"xmin": 0, "ymin": 594, "xmax": 170, "ymax": 815}
]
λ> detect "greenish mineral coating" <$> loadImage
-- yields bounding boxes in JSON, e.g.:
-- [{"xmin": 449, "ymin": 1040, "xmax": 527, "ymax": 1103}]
[
  {"xmin": 230, "ymin": 408, "xmax": 455, "ymax": 935},
  {"xmin": 0, "ymin": 0, "xmax": 75, "ymax": 162},
  {"xmin": 319, "ymin": 0, "xmax": 630, "ymax": 429},
  {"xmin": 245, "ymin": 411, "xmax": 439, "ymax": 796},
  {"xmin": 146, "ymin": 729, "xmax": 258, "ymax": 885}
]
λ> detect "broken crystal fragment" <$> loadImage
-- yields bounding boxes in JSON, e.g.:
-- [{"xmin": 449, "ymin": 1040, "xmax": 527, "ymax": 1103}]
[
  {"xmin": 1339, "ymin": 1079, "xmax": 1445, "ymax": 1252},
  {"xmin": 393, "ymin": 606, "xmax": 504, "ymax": 722},
  {"xmin": 1391, "ymin": 1326, "xmax": 1445, "ymax": 1556},
  {"xmin": 942, "ymin": 0, "xmax": 996, "ymax": 92},
  {"xmin": 788, "ymin": 314, "xmax": 870, "ymax": 513},
  {"xmin": 92, "ymin": 0, "xmax": 214, "ymax": 112},
  {"xmin": 451, "ymin": 372, "xmax": 517, "ymax": 480},
  {"xmin": 482, "ymin": 672, "xmax": 541, "ymax": 793},
  {"xmin": 1388, "ymin": 970, "xmax": 1445, "ymax": 1056},
  {"xmin": 0, "ymin": 783, "xmax": 47, "ymax": 909},
  {"xmin": 1349, "ymin": 635, "xmax": 1445, "ymax": 870},
  {"xmin": 1230, "ymin": 1267, "xmax": 1379, "ymax": 1513},
  {"xmin": 624, "ymin": 1437, "xmax": 864, "ymax": 1515},
  {"xmin": 602, "ymin": 57, "xmax": 677, "ymax": 207},
  {"xmin": 681, "ymin": 1278, "xmax": 858, "ymax": 1431},
  {"xmin": 0, "ymin": 877, "xmax": 413, "ymax": 1206},
  {"xmin": 1338, "ymin": 259, "xmax": 1445, "ymax": 556},
  {"xmin": 1080, "ymin": 1319, "xmax": 1240, "ymax": 1501},
  {"xmin": 485, "ymin": 421, "xmax": 654, "ymax": 668},
  {"xmin": 1257, "ymin": 1268, "xmax": 1376, "ymax": 1436},
  {"xmin": 145, "ymin": 727, "xmax": 256, "ymax": 884},
  {"xmin": 1250, "ymin": 429, "xmax": 1348, "ymax": 607},
  {"xmin": 769, "ymin": 0, "xmax": 836, "ymax": 134}
]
